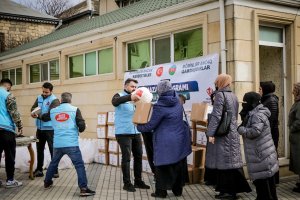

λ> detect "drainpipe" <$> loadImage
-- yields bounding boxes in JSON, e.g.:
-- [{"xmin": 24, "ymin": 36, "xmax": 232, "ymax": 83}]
[
  {"xmin": 219, "ymin": 0, "xmax": 227, "ymax": 73},
  {"xmin": 88, "ymin": 0, "xmax": 93, "ymax": 19}
]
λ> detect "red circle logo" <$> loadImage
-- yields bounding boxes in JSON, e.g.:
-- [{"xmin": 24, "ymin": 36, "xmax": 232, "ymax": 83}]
[
  {"xmin": 55, "ymin": 113, "xmax": 70, "ymax": 122},
  {"xmin": 156, "ymin": 67, "xmax": 163, "ymax": 77}
]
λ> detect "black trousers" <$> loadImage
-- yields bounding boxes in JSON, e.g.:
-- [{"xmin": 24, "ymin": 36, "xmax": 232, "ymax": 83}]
[
  {"xmin": 0, "ymin": 130, "xmax": 16, "ymax": 181},
  {"xmin": 253, "ymin": 176, "xmax": 278, "ymax": 200},
  {"xmin": 116, "ymin": 134, "xmax": 143, "ymax": 185},
  {"xmin": 141, "ymin": 132, "xmax": 155, "ymax": 175},
  {"xmin": 36, "ymin": 129, "xmax": 54, "ymax": 171}
]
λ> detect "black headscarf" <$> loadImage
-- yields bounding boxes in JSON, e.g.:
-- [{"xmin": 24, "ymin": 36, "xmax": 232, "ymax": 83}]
[{"xmin": 240, "ymin": 92, "xmax": 261, "ymax": 124}]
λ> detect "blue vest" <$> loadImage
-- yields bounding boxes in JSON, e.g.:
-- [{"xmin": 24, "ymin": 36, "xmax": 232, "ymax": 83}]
[
  {"xmin": 114, "ymin": 91, "xmax": 140, "ymax": 135},
  {"xmin": 36, "ymin": 94, "xmax": 57, "ymax": 130},
  {"xmin": 50, "ymin": 103, "xmax": 79, "ymax": 148},
  {"xmin": 0, "ymin": 87, "xmax": 15, "ymax": 133}
]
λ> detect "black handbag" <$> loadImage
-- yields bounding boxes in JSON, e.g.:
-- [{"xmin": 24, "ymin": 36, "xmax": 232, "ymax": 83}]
[{"xmin": 215, "ymin": 92, "xmax": 232, "ymax": 136}]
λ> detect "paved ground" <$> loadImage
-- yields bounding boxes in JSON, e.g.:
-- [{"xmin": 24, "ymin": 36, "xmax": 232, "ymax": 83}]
[{"xmin": 1, "ymin": 164, "xmax": 300, "ymax": 200}]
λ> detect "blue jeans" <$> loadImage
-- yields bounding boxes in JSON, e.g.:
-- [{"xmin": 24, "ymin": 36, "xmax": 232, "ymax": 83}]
[{"xmin": 44, "ymin": 146, "xmax": 87, "ymax": 188}]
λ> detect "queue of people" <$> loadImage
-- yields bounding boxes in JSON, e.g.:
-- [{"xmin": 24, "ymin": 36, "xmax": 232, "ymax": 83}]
[{"xmin": 0, "ymin": 74, "xmax": 300, "ymax": 199}]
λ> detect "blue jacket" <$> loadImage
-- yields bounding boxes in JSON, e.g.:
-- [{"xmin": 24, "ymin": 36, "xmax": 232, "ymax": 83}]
[
  {"xmin": 114, "ymin": 91, "xmax": 139, "ymax": 135},
  {"xmin": 36, "ymin": 94, "xmax": 57, "ymax": 130},
  {"xmin": 137, "ymin": 90, "xmax": 191, "ymax": 166},
  {"xmin": 0, "ymin": 87, "xmax": 15, "ymax": 133},
  {"xmin": 50, "ymin": 103, "xmax": 79, "ymax": 148}
]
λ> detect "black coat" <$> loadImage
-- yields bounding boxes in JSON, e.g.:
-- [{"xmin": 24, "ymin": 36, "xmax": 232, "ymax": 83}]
[{"xmin": 261, "ymin": 93, "xmax": 279, "ymax": 149}]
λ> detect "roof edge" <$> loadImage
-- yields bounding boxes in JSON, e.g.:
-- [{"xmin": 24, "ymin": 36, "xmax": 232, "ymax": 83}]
[{"xmin": 0, "ymin": 12, "xmax": 59, "ymax": 24}]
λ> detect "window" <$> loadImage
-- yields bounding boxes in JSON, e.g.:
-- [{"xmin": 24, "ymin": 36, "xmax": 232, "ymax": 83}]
[
  {"xmin": 1, "ymin": 67, "xmax": 22, "ymax": 85},
  {"xmin": 259, "ymin": 26, "xmax": 283, "ymax": 43},
  {"xmin": 127, "ymin": 28, "xmax": 203, "ymax": 69},
  {"xmin": 29, "ymin": 59, "xmax": 59, "ymax": 83},
  {"xmin": 128, "ymin": 40, "xmax": 150, "ymax": 70},
  {"xmin": 69, "ymin": 48, "xmax": 113, "ymax": 78}
]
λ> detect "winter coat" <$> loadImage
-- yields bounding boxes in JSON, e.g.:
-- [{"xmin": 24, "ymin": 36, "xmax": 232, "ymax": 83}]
[
  {"xmin": 206, "ymin": 87, "xmax": 243, "ymax": 170},
  {"xmin": 261, "ymin": 93, "xmax": 279, "ymax": 149},
  {"xmin": 238, "ymin": 104, "xmax": 279, "ymax": 180},
  {"xmin": 137, "ymin": 90, "xmax": 192, "ymax": 166},
  {"xmin": 288, "ymin": 101, "xmax": 300, "ymax": 174}
]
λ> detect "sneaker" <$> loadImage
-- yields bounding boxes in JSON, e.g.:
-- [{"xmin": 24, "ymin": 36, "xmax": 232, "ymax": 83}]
[
  {"xmin": 44, "ymin": 180, "xmax": 53, "ymax": 189},
  {"xmin": 53, "ymin": 173, "xmax": 59, "ymax": 178},
  {"xmin": 123, "ymin": 183, "xmax": 136, "ymax": 192},
  {"xmin": 6, "ymin": 179, "xmax": 22, "ymax": 188},
  {"xmin": 134, "ymin": 181, "xmax": 150, "ymax": 189},
  {"xmin": 151, "ymin": 189, "xmax": 167, "ymax": 198},
  {"xmin": 33, "ymin": 170, "xmax": 44, "ymax": 177},
  {"xmin": 80, "ymin": 187, "xmax": 96, "ymax": 196}
]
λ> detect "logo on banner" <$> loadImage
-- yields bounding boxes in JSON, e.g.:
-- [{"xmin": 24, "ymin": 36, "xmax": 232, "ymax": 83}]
[
  {"xmin": 156, "ymin": 67, "xmax": 163, "ymax": 77},
  {"xmin": 169, "ymin": 65, "xmax": 176, "ymax": 75},
  {"xmin": 55, "ymin": 113, "xmax": 70, "ymax": 122}
]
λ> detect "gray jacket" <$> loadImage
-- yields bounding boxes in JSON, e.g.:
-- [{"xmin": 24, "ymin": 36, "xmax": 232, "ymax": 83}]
[
  {"xmin": 238, "ymin": 104, "xmax": 279, "ymax": 180},
  {"xmin": 206, "ymin": 87, "xmax": 243, "ymax": 170}
]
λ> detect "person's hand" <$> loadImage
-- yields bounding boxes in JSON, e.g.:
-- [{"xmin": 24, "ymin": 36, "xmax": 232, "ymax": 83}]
[
  {"xmin": 17, "ymin": 128, "xmax": 23, "ymax": 136},
  {"xmin": 209, "ymin": 137, "xmax": 215, "ymax": 144},
  {"xmin": 131, "ymin": 94, "xmax": 140, "ymax": 102},
  {"xmin": 31, "ymin": 113, "xmax": 38, "ymax": 118}
]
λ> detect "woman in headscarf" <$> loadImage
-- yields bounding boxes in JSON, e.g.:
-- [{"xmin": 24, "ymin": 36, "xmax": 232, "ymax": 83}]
[
  {"xmin": 136, "ymin": 80, "xmax": 191, "ymax": 198},
  {"xmin": 238, "ymin": 92, "xmax": 278, "ymax": 200},
  {"xmin": 259, "ymin": 81, "xmax": 280, "ymax": 184},
  {"xmin": 289, "ymin": 83, "xmax": 300, "ymax": 193},
  {"xmin": 206, "ymin": 74, "xmax": 251, "ymax": 200}
]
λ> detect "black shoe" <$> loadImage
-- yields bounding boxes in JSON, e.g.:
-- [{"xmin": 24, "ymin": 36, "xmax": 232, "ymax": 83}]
[
  {"xmin": 44, "ymin": 180, "xmax": 53, "ymax": 189},
  {"xmin": 80, "ymin": 187, "xmax": 96, "ymax": 196},
  {"xmin": 53, "ymin": 173, "xmax": 59, "ymax": 178},
  {"xmin": 296, "ymin": 183, "xmax": 300, "ymax": 187},
  {"xmin": 123, "ymin": 183, "xmax": 136, "ymax": 192},
  {"xmin": 34, "ymin": 170, "xmax": 44, "ymax": 177},
  {"xmin": 172, "ymin": 187, "xmax": 183, "ymax": 196},
  {"xmin": 151, "ymin": 190, "xmax": 167, "ymax": 198},
  {"xmin": 134, "ymin": 181, "xmax": 150, "ymax": 189},
  {"xmin": 293, "ymin": 187, "xmax": 300, "ymax": 193}
]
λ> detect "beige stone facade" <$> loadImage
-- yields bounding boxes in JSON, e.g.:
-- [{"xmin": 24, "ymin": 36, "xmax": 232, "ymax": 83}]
[
  {"xmin": 0, "ymin": 1, "xmax": 299, "ymax": 163},
  {"xmin": 0, "ymin": 19, "xmax": 56, "ymax": 51}
]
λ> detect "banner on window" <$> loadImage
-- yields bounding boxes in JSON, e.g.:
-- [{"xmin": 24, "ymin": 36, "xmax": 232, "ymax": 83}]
[{"xmin": 124, "ymin": 53, "xmax": 219, "ymax": 110}]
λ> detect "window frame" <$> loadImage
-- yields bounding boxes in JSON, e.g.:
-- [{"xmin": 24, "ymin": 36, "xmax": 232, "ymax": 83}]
[
  {"xmin": 1, "ymin": 67, "xmax": 22, "ymax": 86},
  {"xmin": 28, "ymin": 59, "xmax": 60, "ymax": 84}
]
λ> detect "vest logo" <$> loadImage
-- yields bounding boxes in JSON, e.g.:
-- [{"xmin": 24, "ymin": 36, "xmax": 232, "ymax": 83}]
[
  {"xmin": 135, "ymin": 89, "xmax": 143, "ymax": 97},
  {"xmin": 46, "ymin": 102, "xmax": 50, "ymax": 106},
  {"xmin": 169, "ymin": 65, "xmax": 176, "ymax": 75},
  {"xmin": 156, "ymin": 66, "xmax": 163, "ymax": 77},
  {"xmin": 55, "ymin": 113, "xmax": 70, "ymax": 122}
]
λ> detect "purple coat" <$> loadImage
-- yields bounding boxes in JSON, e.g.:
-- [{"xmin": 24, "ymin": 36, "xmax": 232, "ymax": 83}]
[{"xmin": 137, "ymin": 90, "xmax": 192, "ymax": 166}]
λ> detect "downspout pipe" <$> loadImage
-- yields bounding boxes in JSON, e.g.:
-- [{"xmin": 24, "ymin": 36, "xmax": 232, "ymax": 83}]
[{"xmin": 219, "ymin": 0, "xmax": 227, "ymax": 73}]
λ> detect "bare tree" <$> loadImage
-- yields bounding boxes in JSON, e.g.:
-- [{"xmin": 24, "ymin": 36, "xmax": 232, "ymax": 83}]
[{"xmin": 16, "ymin": 0, "xmax": 75, "ymax": 17}]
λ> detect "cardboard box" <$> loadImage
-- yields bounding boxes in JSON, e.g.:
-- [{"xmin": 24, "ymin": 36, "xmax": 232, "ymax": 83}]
[
  {"xmin": 107, "ymin": 111, "xmax": 115, "ymax": 125},
  {"xmin": 96, "ymin": 126, "xmax": 107, "ymax": 138},
  {"xmin": 187, "ymin": 167, "xmax": 204, "ymax": 184},
  {"xmin": 107, "ymin": 125, "xmax": 115, "ymax": 139},
  {"xmin": 94, "ymin": 151, "xmax": 108, "ymax": 165},
  {"xmin": 108, "ymin": 139, "xmax": 119, "ymax": 153},
  {"xmin": 196, "ymin": 131, "xmax": 207, "ymax": 146},
  {"xmin": 109, "ymin": 153, "xmax": 119, "ymax": 166},
  {"xmin": 97, "ymin": 112, "xmax": 107, "ymax": 125},
  {"xmin": 187, "ymin": 146, "xmax": 206, "ymax": 168},
  {"xmin": 132, "ymin": 102, "xmax": 153, "ymax": 124},
  {"xmin": 97, "ymin": 139, "xmax": 108, "ymax": 152},
  {"xmin": 190, "ymin": 103, "xmax": 213, "ymax": 126}
]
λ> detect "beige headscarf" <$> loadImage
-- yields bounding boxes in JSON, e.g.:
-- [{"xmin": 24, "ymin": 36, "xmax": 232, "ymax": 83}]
[
  {"xmin": 293, "ymin": 83, "xmax": 300, "ymax": 102},
  {"xmin": 214, "ymin": 73, "xmax": 232, "ymax": 90}
]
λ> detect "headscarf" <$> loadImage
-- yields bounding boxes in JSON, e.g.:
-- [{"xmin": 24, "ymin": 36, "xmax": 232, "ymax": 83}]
[
  {"xmin": 293, "ymin": 83, "xmax": 300, "ymax": 102},
  {"xmin": 260, "ymin": 81, "xmax": 275, "ymax": 96},
  {"xmin": 240, "ymin": 92, "xmax": 261, "ymax": 123},
  {"xmin": 157, "ymin": 80, "xmax": 173, "ymax": 96},
  {"xmin": 214, "ymin": 73, "xmax": 232, "ymax": 90}
]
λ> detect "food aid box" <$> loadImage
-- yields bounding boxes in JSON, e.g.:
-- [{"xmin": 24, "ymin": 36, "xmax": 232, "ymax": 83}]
[
  {"xmin": 190, "ymin": 103, "xmax": 213, "ymax": 126},
  {"xmin": 107, "ymin": 125, "xmax": 115, "ymax": 139},
  {"xmin": 109, "ymin": 153, "xmax": 119, "ymax": 166},
  {"xmin": 96, "ymin": 126, "xmax": 107, "ymax": 138},
  {"xmin": 97, "ymin": 112, "xmax": 107, "ymax": 125},
  {"xmin": 107, "ymin": 111, "xmax": 115, "ymax": 125},
  {"xmin": 187, "ymin": 146, "xmax": 206, "ymax": 168},
  {"xmin": 196, "ymin": 131, "xmax": 207, "ymax": 146},
  {"xmin": 94, "ymin": 151, "xmax": 108, "ymax": 164},
  {"xmin": 188, "ymin": 167, "xmax": 203, "ymax": 184},
  {"xmin": 97, "ymin": 139, "xmax": 108, "ymax": 152},
  {"xmin": 108, "ymin": 139, "xmax": 119, "ymax": 153},
  {"xmin": 132, "ymin": 102, "xmax": 153, "ymax": 124}
]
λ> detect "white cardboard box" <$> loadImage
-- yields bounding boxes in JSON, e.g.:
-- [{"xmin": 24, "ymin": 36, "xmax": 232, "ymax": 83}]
[
  {"xmin": 196, "ymin": 131, "xmax": 207, "ymax": 146},
  {"xmin": 97, "ymin": 139, "xmax": 107, "ymax": 151},
  {"xmin": 109, "ymin": 153, "xmax": 119, "ymax": 166},
  {"xmin": 107, "ymin": 125, "xmax": 115, "ymax": 138},
  {"xmin": 96, "ymin": 126, "xmax": 107, "ymax": 138},
  {"xmin": 97, "ymin": 112, "xmax": 107, "ymax": 125},
  {"xmin": 107, "ymin": 112, "xmax": 115, "ymax": 124},
  {"xmin": 94, "ymin": 152, "xmax": 108, "ymax": 164},
  {"xmin": 108, "ymin": 140, "xmax": 119, "ymax": 153}
]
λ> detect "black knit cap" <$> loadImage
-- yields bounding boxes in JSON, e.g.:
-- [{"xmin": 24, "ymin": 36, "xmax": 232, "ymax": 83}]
[
  {"xmin": 260, "ymin": 81, "xmax": 275, "ymax": 95},
  {"xmin": 243, "ymin": 92, "xmax": 261, "ymax": 107}
]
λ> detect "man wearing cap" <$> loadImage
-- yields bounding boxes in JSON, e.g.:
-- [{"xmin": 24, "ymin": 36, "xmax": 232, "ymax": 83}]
[{"xmin": 112, "ymin": 78, "xmax": 150, "ymax": 192}]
